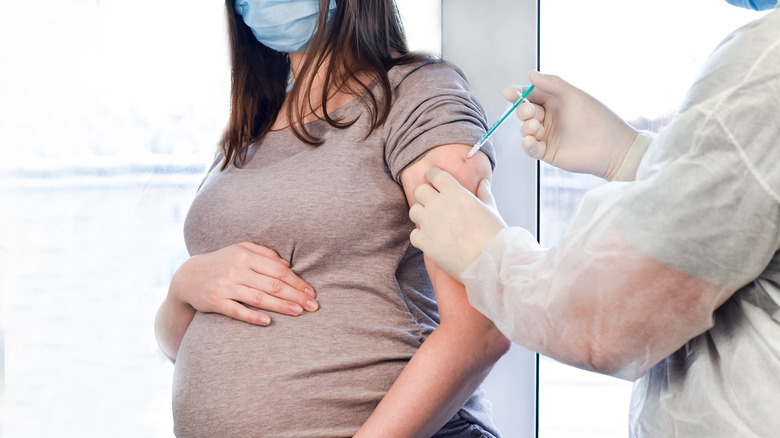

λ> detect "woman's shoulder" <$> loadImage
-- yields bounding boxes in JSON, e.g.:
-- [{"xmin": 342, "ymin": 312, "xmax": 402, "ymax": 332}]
[{"xmin": 388, "ymin": 56, "xmax": 473, "ymax": 94}]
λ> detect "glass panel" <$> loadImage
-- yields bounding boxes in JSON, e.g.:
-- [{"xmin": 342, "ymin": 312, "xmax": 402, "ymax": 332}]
[
  {"xmin": 537, "ymin": 1, "xmax": 769, "ymax": 437},
  {"xmin": 0, "ymin": 1, "xmax": 228, "ymax": 436}
]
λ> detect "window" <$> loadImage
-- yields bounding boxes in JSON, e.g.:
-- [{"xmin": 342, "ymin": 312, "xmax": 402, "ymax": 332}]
[{"xmin": 1, "ymin": 1, "xmax": 227, "ymax": 436}]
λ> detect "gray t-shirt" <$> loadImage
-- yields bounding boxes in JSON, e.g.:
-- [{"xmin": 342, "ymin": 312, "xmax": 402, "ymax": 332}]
[{"xmin": 173, "ymin": 58, "xmax": 501, "ymax": 438}]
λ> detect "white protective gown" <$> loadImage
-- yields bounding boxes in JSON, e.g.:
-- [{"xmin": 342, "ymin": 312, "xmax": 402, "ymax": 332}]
[{"xmin": 462, "ymin": 7, "xmax": 780, "ymax": 437}]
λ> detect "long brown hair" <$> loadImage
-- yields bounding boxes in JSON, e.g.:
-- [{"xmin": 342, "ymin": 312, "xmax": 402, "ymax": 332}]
[{"xmin": 221, "ymin": 0, "xmax": 425, "ymax": 170}]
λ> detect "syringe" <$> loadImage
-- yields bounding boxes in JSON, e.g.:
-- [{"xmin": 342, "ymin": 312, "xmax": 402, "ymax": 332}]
[{"xmin": 467, "ymin": 85, "xmax": 535, "ymax": 158}]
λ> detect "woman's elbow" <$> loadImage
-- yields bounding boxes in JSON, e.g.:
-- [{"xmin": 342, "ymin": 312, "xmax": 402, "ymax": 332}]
[
  {"xmin": 441, "ymin": 318, "xmax": 511, "ymax": 365},
  {"xmin": 483, "ymin": 326, "xmax": 512, "ymax": 364}
]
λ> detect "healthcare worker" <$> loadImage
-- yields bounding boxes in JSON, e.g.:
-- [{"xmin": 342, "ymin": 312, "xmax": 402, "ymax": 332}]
[{"xmin": 408, "ymin": 1, "xmax": 780, "ymax": 436}]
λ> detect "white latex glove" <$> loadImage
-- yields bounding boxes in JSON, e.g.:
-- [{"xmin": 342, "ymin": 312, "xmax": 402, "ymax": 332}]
[
  {"xmin": 512, "ymin": 71, "xmax": 638, "ymax": 180},
  {"xmin": 409, "ymin": 167, "xmax": 508, "ymax": 280}
]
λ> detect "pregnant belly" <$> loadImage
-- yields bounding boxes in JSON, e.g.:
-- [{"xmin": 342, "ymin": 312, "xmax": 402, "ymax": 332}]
[{"xmin": 172, "ymin": 303, "xmax": 423, "ymax": 438}]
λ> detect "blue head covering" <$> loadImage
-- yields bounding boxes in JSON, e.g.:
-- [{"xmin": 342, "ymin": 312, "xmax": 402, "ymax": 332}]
[{"xmin": 724, "ymin": 0, "xmax": 777, "ymax": 10}]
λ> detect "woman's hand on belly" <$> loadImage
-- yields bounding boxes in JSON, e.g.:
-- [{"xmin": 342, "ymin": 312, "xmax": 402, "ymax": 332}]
[
  {"xmin": 173, "ymin": 242, "xmax": 319, "ymax": 323},
  {"xmin": 155, "ymin": 242, "xmax": 318, "ymax": 360}
]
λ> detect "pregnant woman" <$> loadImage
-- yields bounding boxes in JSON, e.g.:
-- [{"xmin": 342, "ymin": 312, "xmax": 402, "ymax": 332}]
[{"xmin": 154, "ymin": 1, "xmax": 510, "ymax": 436}]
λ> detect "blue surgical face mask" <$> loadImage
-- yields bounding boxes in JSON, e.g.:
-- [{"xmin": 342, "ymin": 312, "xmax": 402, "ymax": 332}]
[
  {"xmin": 724, "ymin": 0, "xmax": 777, "ymax": 10},
  {"xmin": 235, "ymin": 0, "xmax": 337, "ymax": 53}
]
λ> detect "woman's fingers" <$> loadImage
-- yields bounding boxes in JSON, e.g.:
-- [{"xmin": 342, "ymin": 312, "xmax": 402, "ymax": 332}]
[
  {"xmin": 219, "ymin": 279, "xmax": 318, "ymax": 327},
  {"xmin": 238, "ymin": 241, "xmax": 291, "ymax": 266},
  {"xmin": 240, "ymin": 272, "xmax": 319, "ymax": 312},
  {"xmin": 174, "ymin": 242, "xmax": 321, "ymax": 327},
  {"xmin": 236, "ymin": 247, "xmax": 319, "ymax": 312},
  {"xmin": 235, "ymin": 285, "xmax": 312, "ymax": 316},
  {"xmin": 221, "ymin": 299, "xmax": 272, "ymax": 326},
  {"xmin": 246, "ymin": 252, "xmax": 316, "ymax": 298}
]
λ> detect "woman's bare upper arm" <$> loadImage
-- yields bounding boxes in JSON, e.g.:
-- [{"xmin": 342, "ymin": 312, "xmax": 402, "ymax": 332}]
[
  {"xmin": 400, "ymin": 143, "xmax": 493, "ymax": 320},
  {"xmin": 400, "ymin": 144, "xmax": 492, "ymax": 205}
]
